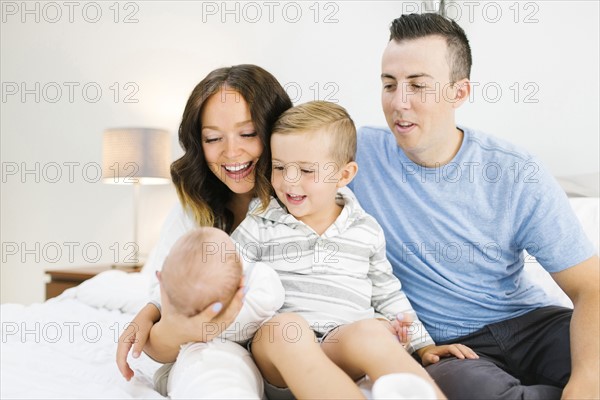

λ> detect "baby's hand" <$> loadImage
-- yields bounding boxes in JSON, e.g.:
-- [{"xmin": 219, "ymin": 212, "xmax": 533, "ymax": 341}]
[{"xmin": 416, "ymin": 343, "xmax": 479, "ymax": 367}]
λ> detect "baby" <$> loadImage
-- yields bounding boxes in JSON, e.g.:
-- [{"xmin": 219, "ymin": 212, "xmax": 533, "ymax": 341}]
[
  {"xmin": 152, "ymin": 227, "xmax": 285, "ymax": 398},
  {"xmin": 158, "ymin": 227, "xmax": 243, "ymax": 318}
]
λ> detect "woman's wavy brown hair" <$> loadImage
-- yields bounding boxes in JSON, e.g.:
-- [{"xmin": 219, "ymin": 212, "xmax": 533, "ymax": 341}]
[{"xmin": 171, "ymin": 65, "xmax": 292, "ymax": 233}]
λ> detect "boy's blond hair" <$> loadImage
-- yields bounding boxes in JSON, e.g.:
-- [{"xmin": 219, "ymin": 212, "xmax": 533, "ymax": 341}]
[{"xmin": 272, "ymin": 101, "xmax": 356, "ymax": 165}]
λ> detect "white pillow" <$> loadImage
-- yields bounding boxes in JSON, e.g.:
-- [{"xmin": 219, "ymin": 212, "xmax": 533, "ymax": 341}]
[
  {"xmin": 62, "ymin": 270, "xmax": 151, "ymax": 315},
  {"xmin": 524, "ymin": 197, "xmax": 599, "ymax": 308},
  {"xmin": 556, "ymin": 172, "xmax": 600, "ymax": 198}
]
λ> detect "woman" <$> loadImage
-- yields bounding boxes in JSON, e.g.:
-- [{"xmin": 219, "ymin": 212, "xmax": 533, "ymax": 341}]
[{"xmin": 116, "ymin": 64, "xmax": 292, "ymax": 398}]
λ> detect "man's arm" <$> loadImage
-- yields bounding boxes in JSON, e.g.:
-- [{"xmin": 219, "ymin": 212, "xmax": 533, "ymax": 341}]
[{"xmin": 551, "ymin": 255, "xmax": 599, "ymax": 400}]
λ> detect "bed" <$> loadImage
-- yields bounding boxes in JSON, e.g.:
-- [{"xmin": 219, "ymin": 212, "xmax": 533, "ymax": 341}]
[
  {"xmin": 2, "ymin": 191, "xmax": 598, "ymax": 399},
  {"xmin": 1, "ymin": 271, "xmax": 163, "ymax": 399}
]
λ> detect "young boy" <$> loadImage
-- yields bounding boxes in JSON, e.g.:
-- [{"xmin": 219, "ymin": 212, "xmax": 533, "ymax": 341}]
[{"xmin": 231, "ymin": 101, "xmax": 478, "ymax": 399}]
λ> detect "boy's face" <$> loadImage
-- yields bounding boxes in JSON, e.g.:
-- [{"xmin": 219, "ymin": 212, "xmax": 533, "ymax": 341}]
[
  {"xmin": 271, "ymin": 131, "xmax": 347, "ymax": 228},
  {"xmin": 381, "ymin": 35, "xmax": 468, "ymax": 164}
]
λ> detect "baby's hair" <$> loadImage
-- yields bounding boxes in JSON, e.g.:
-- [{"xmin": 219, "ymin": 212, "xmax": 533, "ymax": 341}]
[
  {"xmin": 272, "ymin": 101, "xmax": 356, "ymax": 165},
  {"xmin": 160, "ymin": 227, "xmax": 242, "ymax": 317}
]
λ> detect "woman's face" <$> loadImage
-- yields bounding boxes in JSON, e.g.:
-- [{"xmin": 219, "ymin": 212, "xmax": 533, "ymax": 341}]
[{"xmin": 201, "ymin": 88, "xmax": 263, "ymax": 195}]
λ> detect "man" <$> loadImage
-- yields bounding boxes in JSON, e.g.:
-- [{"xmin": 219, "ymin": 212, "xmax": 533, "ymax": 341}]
[{"xmin": 349, "ymin": 13, "xmax": 599, "ymax": 399}]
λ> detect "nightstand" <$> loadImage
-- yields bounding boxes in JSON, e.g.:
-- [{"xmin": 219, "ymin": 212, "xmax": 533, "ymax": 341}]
[{"xmin": 45, "ymin": 265, "xmax": 142, "ymax": 300}]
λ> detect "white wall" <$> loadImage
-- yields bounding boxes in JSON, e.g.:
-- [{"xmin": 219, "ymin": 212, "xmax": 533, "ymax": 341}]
[{"xmin": 2, "ymin": 1, "xmax": 598, "ymax": 304}]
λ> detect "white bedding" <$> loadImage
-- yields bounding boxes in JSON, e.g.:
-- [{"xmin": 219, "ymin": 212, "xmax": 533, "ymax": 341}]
[
  {"xmin": 1, "ymin": 271, "xmax": 164, "ymax": 399},
  {"xmin": 1, "ymin": 197, "xmax": 598, "ymax": 399}
]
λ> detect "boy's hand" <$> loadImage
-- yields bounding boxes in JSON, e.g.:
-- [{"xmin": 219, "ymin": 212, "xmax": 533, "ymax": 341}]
[
  {"xmin": 390, "ymin": 312, "xmax": 413, "ymax": 345},
  {"xmin": 416, "ymin": 343, "xmax": 479, "ymax": 367}
]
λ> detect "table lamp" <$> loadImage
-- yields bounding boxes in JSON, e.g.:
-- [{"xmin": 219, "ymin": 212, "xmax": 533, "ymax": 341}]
[{"xmin": 101, "ymin": 127, "xmax": 171, "ymax": 266}]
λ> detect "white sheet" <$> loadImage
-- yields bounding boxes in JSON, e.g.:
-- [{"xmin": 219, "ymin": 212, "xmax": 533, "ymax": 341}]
[{"xmin": 1, "ymin": 294, "xmax": 163, "ymax": 399}]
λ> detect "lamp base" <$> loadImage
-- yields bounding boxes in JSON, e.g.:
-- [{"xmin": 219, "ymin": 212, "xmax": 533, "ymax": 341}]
[
  {"xmin": 110, "ymin": 252, "xmax": 146, "ymax": 269},
  {"xmin": 110, "ymin": 263, "xmax": 144, "ymax": 270}
]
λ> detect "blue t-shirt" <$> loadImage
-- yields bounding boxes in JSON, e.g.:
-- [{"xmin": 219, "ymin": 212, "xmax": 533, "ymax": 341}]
[{"xmin": 349, "ymin": 126, "xmax": 596, "ymax": 343}]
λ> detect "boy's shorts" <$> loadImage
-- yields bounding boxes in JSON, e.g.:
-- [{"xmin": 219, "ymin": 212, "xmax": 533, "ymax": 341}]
[{"xmin": 263, "ymin": 380, "xmax": 295, "ymax": 400}]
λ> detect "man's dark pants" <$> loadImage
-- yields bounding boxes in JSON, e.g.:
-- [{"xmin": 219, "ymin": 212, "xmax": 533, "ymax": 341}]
[{"xmin": 425, "ymin": 306, "xmax": 572, "ymax": 399}]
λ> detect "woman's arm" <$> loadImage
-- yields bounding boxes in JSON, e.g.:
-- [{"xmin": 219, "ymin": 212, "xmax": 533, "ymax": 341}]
[
  {"xmin": 116, "ymin": 203, "xmax": 196, "ymax": 378},
  {"xmin": 116, "ymin": 303, "xmax": 161, "ymax": 380}
]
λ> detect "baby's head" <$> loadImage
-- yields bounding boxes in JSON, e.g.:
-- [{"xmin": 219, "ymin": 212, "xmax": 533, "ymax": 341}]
[
  {"xmin": 159, "ymin": 227, "xmax": 242, "ymax": 317},
  {"xmin": 270, "ymin": 101, "xmax": 358, "ymax": 229}
]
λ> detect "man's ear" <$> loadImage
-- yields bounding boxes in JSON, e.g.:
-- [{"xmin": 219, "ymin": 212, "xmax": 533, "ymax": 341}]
[
  {"xmin": 336, "ymin": 161, "xmax": 358, "ymax": 188},
  {"xmin": 451, "ymin": 78, "xmax": 471, "ymax": 109}
]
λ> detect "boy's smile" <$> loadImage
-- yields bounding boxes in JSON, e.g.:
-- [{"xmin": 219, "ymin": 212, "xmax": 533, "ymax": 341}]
[
  {"xmin": 270, "ymin": 130, "xmax": 346, "ymax": 234},
  {"xmin": 285, "ymin": 193, "xmax": 307, "ymax": 205}
]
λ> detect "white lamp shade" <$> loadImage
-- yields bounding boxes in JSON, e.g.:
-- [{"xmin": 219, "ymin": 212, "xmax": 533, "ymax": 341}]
[{"xmin": 102, "ymin": 128, "xmax": 171, "ymax": 184}]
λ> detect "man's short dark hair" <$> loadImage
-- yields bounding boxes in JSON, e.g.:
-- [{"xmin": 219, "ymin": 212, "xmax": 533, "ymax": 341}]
[{"xmin": 389, "ymin": 13, "xmax": 472, "ymax": 82}]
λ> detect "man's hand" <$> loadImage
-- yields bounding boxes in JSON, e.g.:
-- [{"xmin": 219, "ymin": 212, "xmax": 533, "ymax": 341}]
[
  {"xmin": 561, "ymin": 372, "xmax": 600, "ymax": 400},
  {"xmin": 552, "ymin": 256, "xmax": 600, "ymax": 400},
  {"xmin": 417, "ymin": 343, "xmax": 479, "ymax": 367}
]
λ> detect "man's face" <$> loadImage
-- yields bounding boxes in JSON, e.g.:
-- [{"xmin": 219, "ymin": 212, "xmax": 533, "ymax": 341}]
[{"xmin": 381, "ymin": 35, "xmax": 466, "ymax": 165}]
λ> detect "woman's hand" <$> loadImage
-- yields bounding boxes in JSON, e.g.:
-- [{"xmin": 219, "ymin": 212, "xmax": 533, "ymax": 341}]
[
  {"xmin": 116, "ymin": 303, "xmax": 161, "ymax": 381},
  {"xmin": 162, "ymin": 285, "xmax": 245, "ymax": 343},
  {"xmin": 143, "ymin": 283, "xmax": 246, "ymax": 363}
]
